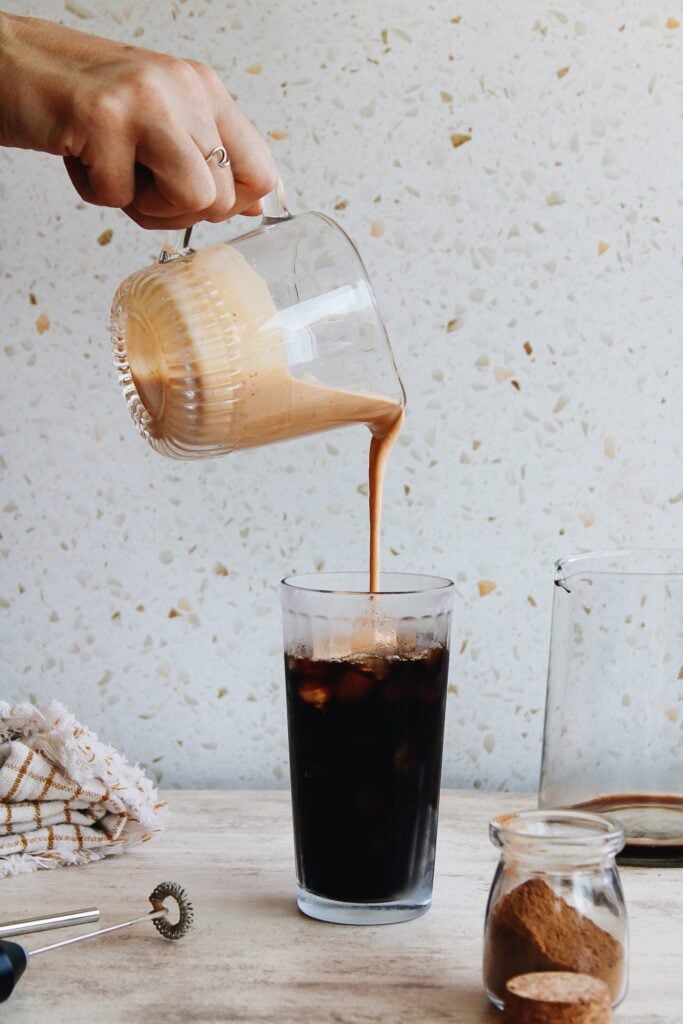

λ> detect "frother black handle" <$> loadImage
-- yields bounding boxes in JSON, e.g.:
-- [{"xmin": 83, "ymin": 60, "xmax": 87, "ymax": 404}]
[{"xmin": 0, "ymin": 939, "xmax": 28, "ymax": 1003}]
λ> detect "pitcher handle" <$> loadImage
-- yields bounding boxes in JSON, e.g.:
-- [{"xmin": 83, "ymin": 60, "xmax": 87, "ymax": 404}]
[
  {"xmin": 158, "ymin": 178, "xmax": 291, "ymax": 264},
  {"xmin": 261, "ymin": 177, "xmax": 291, "ymax": 223}
]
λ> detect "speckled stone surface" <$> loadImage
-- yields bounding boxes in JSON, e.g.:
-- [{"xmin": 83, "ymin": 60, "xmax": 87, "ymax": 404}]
[{"xmin": 1, "ymin": 0, "xmax": 682, "ymax": 788}]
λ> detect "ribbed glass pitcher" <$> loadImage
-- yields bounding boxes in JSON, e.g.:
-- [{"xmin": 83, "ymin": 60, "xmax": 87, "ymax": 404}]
[{"xmin": 110, "ymin": 207, "xmax": 404, "ymax": 459}]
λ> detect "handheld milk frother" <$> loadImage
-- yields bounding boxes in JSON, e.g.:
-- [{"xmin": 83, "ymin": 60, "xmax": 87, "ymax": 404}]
[{"xmin": 0, "ymin": 881, "xmax": 193, "ymax": 1003}]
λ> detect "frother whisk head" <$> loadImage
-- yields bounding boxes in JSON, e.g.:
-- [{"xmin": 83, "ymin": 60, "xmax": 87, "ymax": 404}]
[{"xmin": 149, "ymin": 881, "xmax": 194, "ymax": 940}]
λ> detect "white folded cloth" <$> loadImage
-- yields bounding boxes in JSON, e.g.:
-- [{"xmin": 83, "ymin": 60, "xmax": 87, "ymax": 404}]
[{"xmin": 0, "ymin": 700, "xmax": 165, "ymax": 877}]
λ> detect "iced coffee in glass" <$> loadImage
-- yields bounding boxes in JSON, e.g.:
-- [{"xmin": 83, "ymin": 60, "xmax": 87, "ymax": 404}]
[{"xmin": 281, "ymin": 572, "xmax": 453, "ymax": 924}]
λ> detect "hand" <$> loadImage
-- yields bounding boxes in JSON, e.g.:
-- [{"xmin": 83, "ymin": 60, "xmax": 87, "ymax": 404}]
[{"xmin": 0, "ymin": 12, "xmax": 278, "ymax": 228}]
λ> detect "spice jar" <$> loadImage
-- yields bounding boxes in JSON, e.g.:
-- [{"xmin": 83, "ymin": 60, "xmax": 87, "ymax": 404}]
[{"xmin": 482, "ymin": 809, "xmax": 628, "ymax": 1010}]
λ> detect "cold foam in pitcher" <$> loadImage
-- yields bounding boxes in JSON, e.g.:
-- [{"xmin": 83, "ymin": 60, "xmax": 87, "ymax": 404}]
[{"xmin": 110, "ymin": 213, "xmax": 404, "ymax": 460}]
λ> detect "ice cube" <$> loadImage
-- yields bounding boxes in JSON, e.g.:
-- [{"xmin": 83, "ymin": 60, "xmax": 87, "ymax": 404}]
[
  {"xmin": 393, "ymin": 741, "xmax": 418, "ymax": 772},
  {"xmin": 337, "ymin": 667, "xmax": 373, "ymax": 702},
  {"xmin": 356, "ymin": 655, "xmax": 390, "ymax": 681},
  {"xmin": 298, "ymin": 681, "xmax": 331, "ymax": 709}
]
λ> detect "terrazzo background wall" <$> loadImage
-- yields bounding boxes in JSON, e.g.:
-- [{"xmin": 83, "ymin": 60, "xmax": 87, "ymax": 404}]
[{"xmin": 2, "ymin": 0, "xmax": 681, "ymax": 789}]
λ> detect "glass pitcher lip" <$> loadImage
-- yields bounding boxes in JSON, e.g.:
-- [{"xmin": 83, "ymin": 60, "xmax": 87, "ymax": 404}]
[
  {"xmin": 281, "ymin": 571, "xmax": 454, "ymax": 596},
  {"xmin": 490, "ymin": 809, "xmax": 625, "ymax": 849},
  {"xmin": 555, "ymin": 548, "xmax": 683, "ymax": 583},
  {"xmin": 311, "ymin": 212, "xmax": 407, "ymax": 410},
  {"xmin": 221, "ymin": 210, "xmax": 407, "ymax": 412}
]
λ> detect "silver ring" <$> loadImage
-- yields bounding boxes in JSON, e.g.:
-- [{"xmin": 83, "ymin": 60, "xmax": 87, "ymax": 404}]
[{"xmin": 206, "ymin": 145, "xmax": 230, "ymax": 168}]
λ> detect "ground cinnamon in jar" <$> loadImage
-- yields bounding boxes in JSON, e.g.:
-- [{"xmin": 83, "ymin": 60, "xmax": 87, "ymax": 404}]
[{"xmin": 483, "ymin": 878, "xmax": 625, "ymax": 1004}]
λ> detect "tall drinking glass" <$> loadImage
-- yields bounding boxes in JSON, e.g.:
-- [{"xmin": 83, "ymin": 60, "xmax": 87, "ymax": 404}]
[{"xmin": 281, "ymin": 572, "xmax": 454, "ymax": 924}]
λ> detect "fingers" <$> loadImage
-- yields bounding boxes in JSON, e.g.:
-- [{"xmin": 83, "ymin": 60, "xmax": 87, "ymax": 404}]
[
  {"xmin": 203, "ymin": 155, "xmax": 237, "ymax": 219},
  {"xmin": 121, "ymin": 201, "xmax": 261, "ymax": 230},
  {"xmin": 127, "ymin": 88, "xmax": 277, "ymax": 226},
  {"xmin": 87, "ymin": 147, "xmax": 137, "ymax": 208},
  {"xmin": 125, "ymin": 61, "xmax": 276, "ymax": 227},
  {"xmin": 121, "ymin": 206, "xmax": 205, "ymax": 231},
  {"xmin": 60, "ymin": 49, "xmax": 279, "ymax": 230},
  {"xmin": 135, "ymin": 125, "xmax": 218, "ymax": 213},
  {"xmin": 190, "ymin": 61, "xmax": 278, "ymax": 216},
  {"xmin": 214, "ymin": 105, "xmax": 279, "ymax": 217},
  {"xmin": 63, "ymin": 156, "xmax": 97, "ymax": 205},
  {"xmin": 123, "ymin": 127, "xmax": 275, "ymax": 228},
  {"xmin": 240, "ymin": 200, "xmax": 264, "ymax": 217},
  {"xmin": 63, "ymin": 150, "xmax": 136, "ymax": 209},
  {"xmin": 133, "ymin": 139, "xmax": 236, "ymax": 222}
]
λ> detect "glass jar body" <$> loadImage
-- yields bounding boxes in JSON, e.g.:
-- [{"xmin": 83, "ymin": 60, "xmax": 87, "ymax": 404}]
[{"xmin": 482, "ymin": 810, "xmax": 628, "ymax": 1010}]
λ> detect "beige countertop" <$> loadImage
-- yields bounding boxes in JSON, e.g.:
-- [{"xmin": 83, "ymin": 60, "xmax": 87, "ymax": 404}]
[{"xmin": 1, "ymin": 790, "xmax": 680, "ymax": 1023}]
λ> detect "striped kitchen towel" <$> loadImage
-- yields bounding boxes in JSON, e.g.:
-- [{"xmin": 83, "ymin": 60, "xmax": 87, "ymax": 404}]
[{"xmin": 0, "ymin": 701, "xmax": 165, "ymax": 877}]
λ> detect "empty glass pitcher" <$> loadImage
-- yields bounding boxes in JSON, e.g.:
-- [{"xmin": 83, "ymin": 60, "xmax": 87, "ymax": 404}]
[
  {"xmin": 110, "ymin": 195, "xmax": 404, "ymax": 459},
  {"xmin": 539, "ymin": 550, "xmax": 683, "ymax": 865}
]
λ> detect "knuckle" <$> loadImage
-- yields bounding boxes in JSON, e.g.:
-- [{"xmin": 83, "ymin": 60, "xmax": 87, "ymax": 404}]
[
  {"xmin": 76, "ymin": 89, "xmax": 126, "ymax": 131},
  {"xmin": 89, "ymin": 172, "xmax": 131, "ymax": 208},
  {"xmin": 124, "ymin": 60, "xmax": 197, "ymax": 110},
  {"xmin": 124, "ymin": 208, "xmax": 146, "ymax": 228},
  {"xmin": 185, "ymin": 181, "xmax": 217, "ymax": 211},
  {"xmin": 72, "ymin": 181, "xmax": 93, "ymax": 204},
  {"xmin": 92, "ymin": 189, "xmax": 119, "ymax": 209},
  {"xmin": 102, "ymin": 185, "xmax": 134, "ymax": 209},
  {"xmin": 126, "ymin": 207, "xmax": 194, "ymax": 231},
  {"xmin": 123, "ymin": 63, "xmax": 166, "ymax": 100},
  {"xmin": 167, "ymin": 57, "xmax": 201, "ymax": 87},
  {"xmin": 207, "ymin": 190, "xmax": 237, "ymax": 222},
  {"xmin": 247, "ymin": 164, "xmax": 279, "ymax": 198},
  {"xmin": 188, "ymin": 59, "xmax": 225, "ymax": 94}
]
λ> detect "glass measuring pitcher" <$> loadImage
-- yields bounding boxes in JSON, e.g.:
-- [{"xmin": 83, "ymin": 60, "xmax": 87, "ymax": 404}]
[
  {"xmin": 110, "ymin": 198, "xmax": 404, "ymax": 459},
  {"xmin": 539, "ymin": 550, "xmax": 683, "ymax": 865}
]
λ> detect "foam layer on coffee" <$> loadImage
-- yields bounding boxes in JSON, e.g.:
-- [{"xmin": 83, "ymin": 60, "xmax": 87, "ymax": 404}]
[{"xmin": 312, "ymin": 615, "xmax": 399, "ymax": 661}]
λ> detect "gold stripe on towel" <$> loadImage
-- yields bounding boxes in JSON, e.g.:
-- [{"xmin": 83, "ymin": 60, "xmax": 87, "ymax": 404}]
[
  {"xmin": 6, "ymin": 750, "xmax": 34, "ymax": 800},
  {"xmin": 38, "ymin": 763, "xmax": 57, "ymax": 800}
]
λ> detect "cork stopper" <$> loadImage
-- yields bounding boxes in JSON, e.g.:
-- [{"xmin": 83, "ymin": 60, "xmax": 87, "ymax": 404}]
[{"xmin": 502, "ymin": 972, "xmax": 613, "ymax": 1024}]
